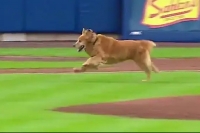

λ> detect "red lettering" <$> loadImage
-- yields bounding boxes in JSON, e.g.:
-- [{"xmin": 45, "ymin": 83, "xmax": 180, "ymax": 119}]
[
  {"xmin": 161, "ymin": 9, "xmax": 191, "ymax": 18},
  {"xmin": 149, "ymin": 0, "xmax": 162, "ymax": 18}
]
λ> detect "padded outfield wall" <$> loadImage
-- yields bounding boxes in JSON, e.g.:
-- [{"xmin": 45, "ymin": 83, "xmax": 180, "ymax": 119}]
[
  {"xmin": 0, "ymin": 0, "xmax": 121, "ymax": 34},
  {"xmin": 1, "ymin": 0, "xmax": 200, "ymax": 42}
]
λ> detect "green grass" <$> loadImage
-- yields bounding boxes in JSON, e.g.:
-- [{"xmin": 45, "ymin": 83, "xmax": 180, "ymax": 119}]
[
  {"xmin": 0, "ymin": 47, "xmax": 200, "ymax": 131},
  {"xmin": 0, "ymin": 72, "xmax": 200, "ymax": 132},
  {"xmin": 0, "ymin": 47, "xmax": 200, "ymax": 58},
  {"xmin": 0, "ymin": 61, "xmax": 82, "ymax": 68}
]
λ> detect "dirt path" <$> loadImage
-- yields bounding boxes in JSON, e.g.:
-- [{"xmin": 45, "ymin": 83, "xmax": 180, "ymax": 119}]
[
  {"xmin": 0, "ymin": 41, "xmax": 199, "ymax": 48},
  {"xmin": 0, "ymin": 57, "xmax": 199, "ymax": 73}
]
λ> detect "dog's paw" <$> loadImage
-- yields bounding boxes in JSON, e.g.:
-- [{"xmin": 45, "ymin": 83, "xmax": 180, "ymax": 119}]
[
  {"xmin": 142, "ymin": 79, "xmax": 149, "ymax": 82},
  {"xmin": 73, "ymin": 68, "xmax": 83, "ymax": 73},
  {"xmin": 101, "ymin": 59, "xmax": 107, "ymax": 64}
]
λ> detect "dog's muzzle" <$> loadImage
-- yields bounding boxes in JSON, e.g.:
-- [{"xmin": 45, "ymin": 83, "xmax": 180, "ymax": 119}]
[{"xmin": 78, "ymin": 45, "xmax": 85, "ymax": 52}]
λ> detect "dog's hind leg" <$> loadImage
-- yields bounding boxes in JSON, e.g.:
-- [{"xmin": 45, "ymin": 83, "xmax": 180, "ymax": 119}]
[
  {"xmin": 135, "ymin": 51, "xmax": 153, "ymax": 81},
  {"xmin": 137, "ymin": 62, "xmax": 152, "ymax": 82},
  {"xmin": 151, "ymin": 62, "xmax": 159, "ymax": 73}
]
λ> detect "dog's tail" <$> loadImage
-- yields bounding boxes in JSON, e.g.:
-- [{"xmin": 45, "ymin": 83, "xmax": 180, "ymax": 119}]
[
  {"xmin": 148, "ymin": 41, "xmax": 156, "ymax": 47},
  {"xmin": 141, "ymin": 40, "xmax": 156, "ymax": 53}
]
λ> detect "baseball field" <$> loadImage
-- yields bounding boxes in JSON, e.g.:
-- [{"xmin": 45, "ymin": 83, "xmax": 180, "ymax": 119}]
[{"xmin": 0, "ymin": 41, "xmax": 200, "ymax": 132}]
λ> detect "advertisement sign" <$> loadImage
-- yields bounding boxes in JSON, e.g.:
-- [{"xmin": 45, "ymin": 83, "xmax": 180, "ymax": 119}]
[{"xmin": 141, "ymin": 0, "xmax": 199, "ymax": 28}]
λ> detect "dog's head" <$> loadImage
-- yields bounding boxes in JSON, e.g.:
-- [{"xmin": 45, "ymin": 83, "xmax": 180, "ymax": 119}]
[{"xmin": 73, "ymin": 28, "xmax": 96, "ymax": 52}]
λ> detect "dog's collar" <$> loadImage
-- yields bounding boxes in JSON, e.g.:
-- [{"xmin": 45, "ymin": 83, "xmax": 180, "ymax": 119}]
[{"xmin": 92, "ymin": 37, "xmax": 98, "ymax": 45}]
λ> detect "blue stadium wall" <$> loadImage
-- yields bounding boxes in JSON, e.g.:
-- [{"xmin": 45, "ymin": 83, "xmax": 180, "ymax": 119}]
[
  {"xmin": 1, "ymin": 0, "xmax": 200, "ymax": 42},
  {"xmin": 0, "ymin": 0, "xmax": 121, "ymax": 33},
  {"xmin": 122, "ymin": 0, "xmax": 200, "ymax": 42}
]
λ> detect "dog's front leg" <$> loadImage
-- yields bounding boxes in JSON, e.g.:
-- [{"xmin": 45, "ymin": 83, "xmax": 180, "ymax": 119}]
[
  {"xmin": 73, "ymin": 65, "xmax": 87, "ymax": 73},
  {"xmin": 97, "ymin": 46, "xmax": 108, "ymax": 64},
  {"xmin": 73, "ymin": 56, "xmax": 102, "ymax": 73},
  {"xmin": 73, "ymin": 65, "xmax": 98, "ymax": 73}
]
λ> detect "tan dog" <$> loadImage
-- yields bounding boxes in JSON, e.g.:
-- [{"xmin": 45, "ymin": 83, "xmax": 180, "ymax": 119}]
[{"xmin": 73, "ymin": 28, "xmax": 159, "ymax": 81}]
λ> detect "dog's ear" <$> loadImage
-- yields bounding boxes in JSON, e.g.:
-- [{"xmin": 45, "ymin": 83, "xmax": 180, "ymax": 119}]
[
  {"xmin": 88, "ymin": 29, "xmax": 93, "ymax": 32},
  {"xmin": 82, "ymin": 28, "xmax": 85, "ymax": 34}
]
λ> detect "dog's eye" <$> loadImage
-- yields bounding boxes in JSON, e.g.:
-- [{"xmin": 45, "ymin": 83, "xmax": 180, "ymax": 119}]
[{"xmin": 78, "ymin": 40, "xmax": 82, "ymax": 42}]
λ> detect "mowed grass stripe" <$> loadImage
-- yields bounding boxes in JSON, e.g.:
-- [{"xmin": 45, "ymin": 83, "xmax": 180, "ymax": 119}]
[
  {"xmin": 16, "ymin": 115, "xmax": 200, "ymax": 132},
  {"xmin": 0, "ymin": 61, "xmax": 82, "ymax": 68},
  {"xmin": 4, "ymin": 114, "xmax": 200, "ymax": 132},
  {"xmin": 66, "ymin": 118, "xmax": 200, "ymax": 132},
  {"xmin": 122, "ymin": 120, "xmax": 200, "ymax": 132},
  {"xmin": 1, "ymin": 72, "xmax": 200, "ymax": 131},
  {"xmin": 0, "ymin": 76, "xmax": 67, "ymax": 102},
  {"xmin": 0, "ymin": 74, "xmax": 87, "ymax": 104},
  {"xmin": 0, "ymin": 48, "xmax": 87, "ymax": 57},
  {"xmin": 0, "ymin": 48, "xmax": 200, "ymax": 58},
  {"xmin": 1, "ymin": 72, "xmax": 200, "ymax": 105},
  {"xmin": 0, "ymin": 74, "xmax": 56, "ymax": 91},
  {"xmin": 0, "ymin": 80, "xmax": 126, "ymax": 130}
]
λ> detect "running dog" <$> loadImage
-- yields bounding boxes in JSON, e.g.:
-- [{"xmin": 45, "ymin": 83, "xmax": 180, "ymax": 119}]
[{"xmin": 73, "ymin": 28, "xmax": 159, "ymax": 81}]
